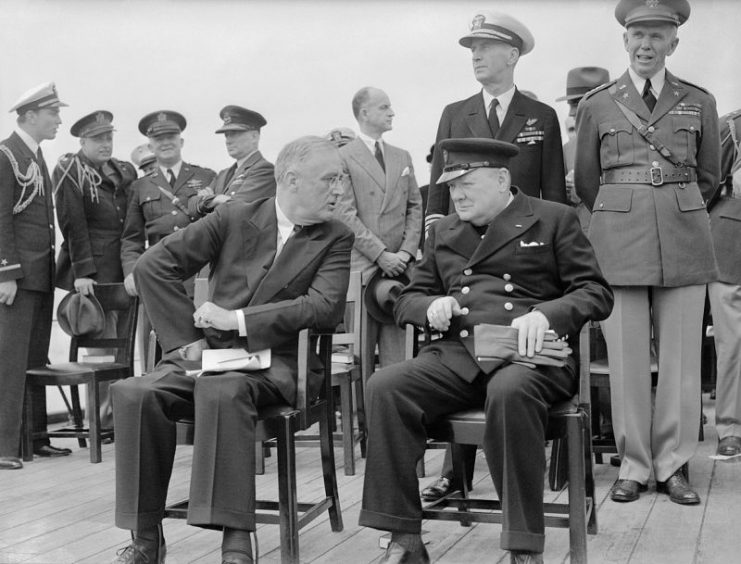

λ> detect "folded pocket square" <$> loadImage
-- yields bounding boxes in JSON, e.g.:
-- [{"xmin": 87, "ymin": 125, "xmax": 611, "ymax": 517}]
[
  {"xmin": 519, "ymin": 240, "xmax": 544, "ymax": 247},
  {"xmin": 401, "ymin": 166, "xmax": 410, "ymax": 177},
  {"xmin": 473, "ymin": 324, "xmax": 572, "ymax": 368}
]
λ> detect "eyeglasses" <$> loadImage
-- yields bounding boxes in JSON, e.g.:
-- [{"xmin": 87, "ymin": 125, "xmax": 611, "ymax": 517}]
[{"xmin": 324, "ymin": 173, "xmax": 347, "ymax": 188}]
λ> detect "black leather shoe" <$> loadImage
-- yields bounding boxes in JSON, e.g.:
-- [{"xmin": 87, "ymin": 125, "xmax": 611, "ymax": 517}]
[
  {"xmin": 112, "ymin": 527, "xmax": 166, "ymax": 563},
  {"xmin": 34, "ymin": 444, "xmax": 72, "ymax": 457},
  {"xmin": 610, "ymin": 479, "xmax": 647, "ymax": 502},
  {"xmin": 221, "ymin": 552, "xmax": 252, "ymax": 564},
  {"xmin": 0, "ymin": 456, "xmax": 23, "ymax": 470},
  {"xmin": 610, "ymin": 454, "xmax": 621, "ymax": 467},
  {"xmin": 420, "ymin": 476, "xmax": 451, "ymax": 501},
  {"xmin": 510, "ymin": 550, "xmax": 544, "ymax": 564},
  {"xmin": 717, "ymin": 436, "xmax": 741, "ymax": 456},
  {"xmin": 657, "ymin": 470, "xmax": 700, "ymax": 505},
  {"xmin": 379, "ymin": 541, "xmax": 430, "ymax": 564}
]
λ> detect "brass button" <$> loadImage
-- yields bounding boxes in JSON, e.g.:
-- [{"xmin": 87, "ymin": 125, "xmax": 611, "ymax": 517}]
[
  {"xmin": 504, "ymin": 283, "xmax": 514, "ymax": 292},
  {"xmin": 461, "ymin": 286, "xmax": 470, "ymax": 295},
  {"xmin": 173, "ymin": 226, "xmax": 179, "ymax": 231},
  {"xmin": 652, "ymin": 161, "xmax": 660, "ymax": 167},
  {"xmin": 461, "ymin": 307, "xmax": 470, "ymax": 315},
  {"xmin": 460, "ymin": 330, "xmax": 469, "ymax": 338},
  {"xmin": 649, "ymin": 144, "xmax": 656, "ymax": 150},
  {"xmin": 648, "ymin": 126, "xmax": 655, "ymax": 133},
  {"xmin": 171, "ymin": 210, "xmax": 177, "ymax": 215},
  {"xmin": 504, "ymin": 302, "xmax": 513, "ymax": 311},
  {"xmin": 503, "ymin": 273, "xmax": 511, "ymax": 281},
  {"xmin": 599, "ymin": 202, "xmax": 604, "ymax": 208},
  {"xmin": 463, "ymin": 268, "xmax": 472, "ymax": 276}
]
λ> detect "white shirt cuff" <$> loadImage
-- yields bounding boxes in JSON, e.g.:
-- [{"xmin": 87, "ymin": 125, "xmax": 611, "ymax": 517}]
[{"xmin": 236, "ymin": 310, "xmax": 247, "ymax": 336}]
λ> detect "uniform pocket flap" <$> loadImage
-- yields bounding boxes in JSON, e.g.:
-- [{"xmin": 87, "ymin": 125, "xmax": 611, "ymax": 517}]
[
  {"xmin": 714, "ymin": 198, "xmax": 741, "ymax": 221},
  {"xmin": 593, "ymin": 186, "xmax": 632, "ymax": 212},
  {"xmin": 598, "ymin": 121, "xmax": 631, "ymax": 139},
  {"xmin": 139, "ymin": 190, "xmax": 162, "ymax": 204},
  {"xmin": 674, "ymin": 186, "xmax": 705, "ymax": 212}
]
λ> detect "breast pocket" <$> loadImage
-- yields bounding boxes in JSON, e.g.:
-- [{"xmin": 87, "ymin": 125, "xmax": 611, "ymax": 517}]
[
  {"xmin": 672, "ymin": 116, "xmax": 701, "ymax": 166},
  {"xmin": 138, "ymin": 190, "xmax": 163, "ymax": 220},
  {"xmin": 598, "ymin": 121, "xmax": 634, "ymax": 168}
]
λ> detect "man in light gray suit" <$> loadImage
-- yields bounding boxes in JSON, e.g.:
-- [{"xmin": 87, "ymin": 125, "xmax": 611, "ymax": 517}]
[{"xmin": 337, "ymin": 87, "xmax": 422, "ymax": 368}]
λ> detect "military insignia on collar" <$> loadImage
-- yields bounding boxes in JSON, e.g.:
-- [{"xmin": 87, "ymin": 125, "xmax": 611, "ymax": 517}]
[
  {"xmin": 674, "ymin": 90, "xmax": 680, "ymax": 96},
  {"xmin": 645, "ymin": 0, "xmax": 660, "ymax": 8},
  {"xmin": 157, "ymin": 112, "xmax": 167, "ymax": 122},
  {"xmin": 471, "ymin": 14, "xmax": 485, "ymax": 30},
  {"xmin": 623, "ymin": 92, "xmax": 629, "ymax": 99},
  {"xmin": 526, "ymin": 118, "xmax": 538, "ymax": 126},
  {"xmin": 618, "ymin": 83, "xmax": 627, "ymax": 90}
]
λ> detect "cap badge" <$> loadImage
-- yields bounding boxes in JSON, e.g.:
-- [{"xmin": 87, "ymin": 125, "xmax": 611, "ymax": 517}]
[
  {"xmin": 526, "ymin": 118, "xmax": 538, "ymax": 126},
  {"xmin": 157, "ymin": 112, "xmax": 167, "ymax": 122},
  {"xmin": 471, "ymin": 14, "xmax": 485, "ymax": 31},
  {"xmin": 223, "ymin": 114, "xmax": 232, "ymax": 124},
  {"xmin": 95, "ymin": 112, "xmax": 106, "ymax": 124},
  {"xmin": 442, "ymin": 149, "xmax": 449, "ymax": 162},
  {"xmin": 645, "ymin": 0, "xmax": 660, "ymax": 7},
  {"xmin": 51, "ymin": 84, "xmax": 58, "ymax": 96}
]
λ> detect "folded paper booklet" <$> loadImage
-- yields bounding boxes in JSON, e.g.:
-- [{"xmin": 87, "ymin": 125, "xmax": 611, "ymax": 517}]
[
  {"xmin": 474, "ymin": 324, "xmax": 572, "ymax": 368},
  {"xmin": 200, "ymin": 348, "xmax": 271, "ymax": 373}
]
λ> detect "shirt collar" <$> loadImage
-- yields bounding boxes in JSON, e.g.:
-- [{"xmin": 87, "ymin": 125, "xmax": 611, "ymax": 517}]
[
  {"xmin": 159, "ymin": 161, "xmax": 183, "ymax": 179},
  {"xmin": 628, "ymin": 67, "xmax": 666, "ymax": 97},
  {"xmin": 358, "ymin": 130, "xmax": 383, "ymax": 155},
  {"xmin": 274, "ymin": 198, "xmax": 296, "ymax": 245},
  {"xmin": 482, "ymin": 84, "xmax": 517, "ymax": 120},
  {"xmin": 236, "ymin": 150, "xmax": 257, "ymax": 169},
  {"xmin": 15, "ymin": 127, "xmax": 39, "ymax": 155}
]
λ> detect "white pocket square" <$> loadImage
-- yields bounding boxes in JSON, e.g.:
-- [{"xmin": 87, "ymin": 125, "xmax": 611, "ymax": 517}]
[
  {"xmin": 401, "ymin": 166, "xmax": 410, "ymax": 177},
  {"xmin": 519, "ymin": 240, "xmax": 544, "ymax": 247}
]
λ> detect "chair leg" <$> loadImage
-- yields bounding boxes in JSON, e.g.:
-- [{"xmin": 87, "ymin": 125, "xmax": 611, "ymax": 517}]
[
  {"xmin": 566, "ymin": 414, "xmax": 589, "ymax": 564},
  {"xmin": 549, "ymin": 437, "xmax": 569, "ymax": 491},
  {"xmin": 87, "ymin": 381, "xmax": 102, "ymax": 463},
  {"xmin": 255, "ymin": 441, "xmax": 265, "ymax": 475},
  {"xmin": 354, "ymin": 374, "xmax": 367, "ymax": 458},
  {"xmin": 320, "ymin": 396, "xmax": 343, "ymax": 532},
  {"xmin": 70, "ymin": 385, "xmax": 87, "ymax": 448},
  {"xmin": 339, "ymin": 378, "xmax": 355, "ymax": 476},
  {"xmin": 22, "ymin": 385, "xmax": 34, "ymax": 462},
  {"xmin": 277, "ymin": 412, "xmax": 299, "ymax": 564},
  {"xmin": 449, "ymin": 443, "xmax": 472, "ymax": 527}
]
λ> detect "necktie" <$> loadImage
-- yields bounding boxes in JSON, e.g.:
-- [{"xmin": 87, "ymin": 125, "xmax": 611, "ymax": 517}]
[
  {"xmin": 374, "ymin": 141, "xmax": 385, "ymax": 172},
  {"xmin": 488, "ymin": 98, "xmax": 500, "ymax": 137},
  {"xmin": 224, "ymin": 162, "xmax": 238, "ymax": 187},
  {"xmin": 642, "ymin": 80, "xmax": 657, "ymax": 113},
  {"xmin": 167, "ymin": 168, "xmax": 176, "ymax": 188}
]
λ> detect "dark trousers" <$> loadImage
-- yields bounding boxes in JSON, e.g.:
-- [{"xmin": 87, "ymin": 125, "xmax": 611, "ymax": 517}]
[
  {"xmin": 0, "ymin": 288, "xmax": 53, "ymax": 456},
  {"xmin": 358, "ymin": 350, "xmax": 574, "ymax": 553},
  {"xmin": 112, "ymin": 359, "xmax": 283, "ymax": 532}
]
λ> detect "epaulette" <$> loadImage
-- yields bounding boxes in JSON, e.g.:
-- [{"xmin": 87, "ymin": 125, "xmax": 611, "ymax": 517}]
[
  {"xmin": 57, "ymin": 152, "xmax": 77, "ymax": 167},
  {"xmin": 113, "ymin": 158, "xmax": 137, "ymax": 183},
  {"xmin": 582, "ymin": 79, "xmax": 617, "ymax": 102},
  {"xmin": 675, "ymin": 77, "xmax": 710, "ymax": 95}
]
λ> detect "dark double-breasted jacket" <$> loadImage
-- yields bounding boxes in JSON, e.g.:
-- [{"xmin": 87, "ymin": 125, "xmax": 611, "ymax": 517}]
[
  {"xmin": 395, "ymin": 188, "xmax": 613, "ymax": 383},
  {"xmin": 120, "ymin": 162, "xmax": 215, "ymax": 277},
  {"xmin": 0, "ymin": 132, "xmax": 55, "ymax": 292},
  {"xmin": 53, "ymin": 151, "xmax": 136, "ymax": 290},
  {"xmin": 426, "ymin": 89, "xmax": 567, "ymax": 224},
  {"xmin": 211, "ymin": 150, "xmax": 276, "ymax": 203},
  {"xmin": 134, "ymin": 197, "xmax": 354, "ymax": 403},
  {"xmin": 575, "ymin": 69, "xmax": 721, "ymax": 287}
]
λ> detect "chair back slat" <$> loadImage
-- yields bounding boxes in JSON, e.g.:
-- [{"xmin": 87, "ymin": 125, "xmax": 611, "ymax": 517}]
[{"xmin": 332, "ymin": 271, "xmax": 362, "ymax": 355}]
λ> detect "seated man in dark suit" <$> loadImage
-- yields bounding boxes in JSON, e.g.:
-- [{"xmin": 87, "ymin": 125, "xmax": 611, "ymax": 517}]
[
  {"xmin": 110, "ymin": 136, "xmax": 353, "ymax": 564},
  {"xmin": 359, "ymin": 139, "xmax": 613, "ymax": 564}
]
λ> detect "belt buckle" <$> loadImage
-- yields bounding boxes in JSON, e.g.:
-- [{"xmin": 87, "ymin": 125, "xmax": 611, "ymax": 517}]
[{"xmin": 650, "ymin": 166, "xmax": 663, "ymax": 186}]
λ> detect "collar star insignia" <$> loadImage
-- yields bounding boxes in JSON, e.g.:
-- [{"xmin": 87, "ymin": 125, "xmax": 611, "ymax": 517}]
[
  {"xmin": 1, "ymin": 258, "xmax": 7, "ymax": 266},
  {"xmin": 623, "ymin": 92, "xmax": 629, "ymax": 99}
]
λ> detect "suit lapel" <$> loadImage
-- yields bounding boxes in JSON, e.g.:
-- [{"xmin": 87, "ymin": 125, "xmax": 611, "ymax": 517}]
[
  {"xmin": 497, "ymin": 90, "xmax": 528, "ymax": 143},
  {"xmin": 463, "ymin": 94, "xmax": 494, "ymax": 138},
  {"xmin": 347, "ymin": 139, "xmax": 385, "ymax": 189},
  {"xmin": 612, "ymin": 70, "xmax": 651, "ymax": 122},
  {"xmin": 242, "ymin": 201, "xmax": 279, "ymax": 301},
  {"xmin": 650, "ymin": 71, "xmax": 688, "ymax": 125},
  {"xmin": 227, "ymin": 151, "xmax": 261, "ymax": 191},
  {"xmin": 173, "ymin": 162, "xmax": 195, "ymax": 194},
  {"xmin": 380, "ymin": 144, "xmax": 403, "ymax": 210},
  {"xmin": 467, "ymin": 190, "xmax": 538, "ymax": 267},
  {"xmin": 441, "ymin": 220, "xmax": 485, "ymax": 261}
]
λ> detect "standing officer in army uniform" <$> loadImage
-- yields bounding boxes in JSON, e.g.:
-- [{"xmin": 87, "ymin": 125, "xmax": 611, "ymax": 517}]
[
  {"xmin": 0, "ymin": 83, "xmax": 70, "ymax": 470},
  {"xmin": 120, "ymin": 110, "xmax": 217, "ymax": 297},
  {"xmin": 575, "ymin": 0, "xmax": 720, "ymax": 505},
  {"xmin": 424, "ymin": 10, "xmax": 567, "ymax": 233},
  {"xmin": 202, "ymin": 105, "xmax": 275, "ymax": 207},
  {"xmin": 53, "ymin": 110, "xmax": 137, "ymax": 430},
  {"xmin": 130, "ymin": 144, "xmax": 157, "ymax": 176}
]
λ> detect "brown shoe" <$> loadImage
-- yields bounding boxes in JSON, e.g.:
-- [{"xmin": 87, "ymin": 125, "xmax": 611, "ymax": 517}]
[
  {"xmin": 717, "ymin": 436, "xmax": 741, "ymax": 456},
  {"xmin": 112, "ymin": 525, "xmax": 166, "ymax": 563},
  {"xmin": 657, "ymin": 469, "xmax": 700, "ymax": 505},
  {"xmin": 420, "ymin": 476, "xmax": 451, "ymax": 501},
  {"xmin": 610, "ymin": 479, "xmax": 647, "ymax": 502},
  {"xmin": 510, "ymin": 550, "xmax": 544, "ymax": 564},
  {"xmin": 379, "ymin": 541, "xmax": 430, "ymax": 564}
]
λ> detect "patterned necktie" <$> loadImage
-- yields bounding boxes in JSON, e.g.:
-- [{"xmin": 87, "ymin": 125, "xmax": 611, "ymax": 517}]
[
  {"xmin": 489, "ymin": 98, "xmax": 501, "ymax": 137},
  {"xmin": 642, "ymin": 79, "xmax": 657, "ymax": 113},
  {"xmin": 167, "ymin": 168, "xmax": 176, "ymax": 188},
  {"xmin": 374, "ymin": 141, "xmax": 385, "ymax": 172}
]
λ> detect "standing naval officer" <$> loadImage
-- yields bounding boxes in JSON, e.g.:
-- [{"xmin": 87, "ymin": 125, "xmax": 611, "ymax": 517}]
[
  {"xmin": 575, "ymin": 0, "xmax": 720, "ymax": 504},
  {"xmin": 0, "ymin": 83, "xmax": 71, "ymax": 469},
  {"xmin": 424, "ymin": 10, "xmax": 566, "ymax": 233},
  {"xmin": 53, "ymin": 110, "xmax": 137, "ymax": 430}
]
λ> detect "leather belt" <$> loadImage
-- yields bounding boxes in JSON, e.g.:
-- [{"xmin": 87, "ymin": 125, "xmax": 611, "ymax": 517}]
[{"xmin": 601, "ymin": 166, "xmax": 697, "ymax": 187}]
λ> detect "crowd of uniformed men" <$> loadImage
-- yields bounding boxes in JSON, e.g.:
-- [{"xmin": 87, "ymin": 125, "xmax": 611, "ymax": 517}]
[{"xmin": 1, "ymin": 1, "xmax": 740, "ymax": 563}]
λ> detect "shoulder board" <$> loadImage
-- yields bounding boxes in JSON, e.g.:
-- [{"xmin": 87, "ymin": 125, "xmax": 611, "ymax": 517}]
[
  {"xmin": 582, "ymin": 79, "xmax": 617, "ymax": 101},
  {"xmin": 57, "ymin": 153, "xmax": 77, "ymax": 166},
  {"xmin": 675, "ymin": 77, "xmax": 710, "ymax": 95}
]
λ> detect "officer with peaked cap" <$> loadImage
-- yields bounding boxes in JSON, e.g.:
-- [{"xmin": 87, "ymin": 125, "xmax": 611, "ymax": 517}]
[
  {"xmin": 360, "ymin": 138, "xmax": 612, "ymax": 564},
  {"xmin": 424, "ymin": 10, "xmax": 567, "ymax": 236},
  {"xmin": 52, "ymin": 110, "xmax": 137, "ymax": 430},
  {"xmin": 120, "ymin": 110, "xmax": 216, "ymax": 298},
  {"xmin": 421, "ymin": 8, "xmax": 569, "ymax": 506},
  {"xmin": 1, "ymin": 82, "xmax": 71, "ymax": 469},
  {"xmin": 196, "ymin": 105, "xmax": 275, "ymax": 210},
  {"xmin": 131, "ymin": 144, "xmax": 157, "ymax": 175},
  {"xmin": 575, "ymin": 0, "xmax": 719, "ymax": 505}
]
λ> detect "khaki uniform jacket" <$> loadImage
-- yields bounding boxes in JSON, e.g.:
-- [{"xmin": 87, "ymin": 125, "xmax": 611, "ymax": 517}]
[
  {"xmin": 709, "ymin": 110, "xmax": 741, "ymax": 284},
  {"xmin": 0, "ymin": 132, "xmax": 55, "ymax": 292},
  {"xmin": 395, "ymin": 188, "xmax": 613, "ymax": 384},
  {"xmin": 574, "ymin": 70, "xmax": 721, "ymax": 287},
  {"xmin": 53, "ymin": 152, "xmax": 136, "ymax": 290},
  {"xmin": 337, "ymin": 138, "xmax": 422, "ymax": 280},
  {"xmin": 120, "ymin": 162, "xmax": 215, "ymax": 276}
]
